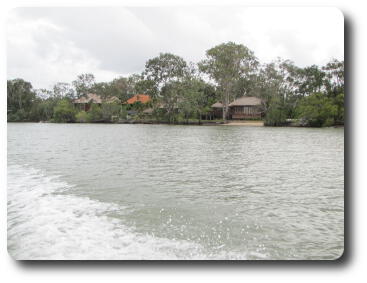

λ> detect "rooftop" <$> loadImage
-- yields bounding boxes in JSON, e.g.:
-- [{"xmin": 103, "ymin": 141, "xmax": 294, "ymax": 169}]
[
  {"xmin": 211, "ymin": 102, "xmax": 223, "ymax": 108},
  {"xmin": 126, "ymin": 94, "xmax": 151, "ymax": 104},
  {"xmin": 229, "ymin": 96, "xmax": 262, "ymax": 107},
  {"xmin": 73, "ymin": 93, "xmax": 120, "ymax": 104}
]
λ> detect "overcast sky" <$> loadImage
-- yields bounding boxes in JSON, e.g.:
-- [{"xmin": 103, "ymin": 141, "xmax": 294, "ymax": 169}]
[{"xmin": 7, "ymin": 6, "xmax": 344, "ymax": 89}]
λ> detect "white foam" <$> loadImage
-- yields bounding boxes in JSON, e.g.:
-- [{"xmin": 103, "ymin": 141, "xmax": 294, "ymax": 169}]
[{"xmin": 8, "ymin": 164, "xmax": 248, "ymax": 260}]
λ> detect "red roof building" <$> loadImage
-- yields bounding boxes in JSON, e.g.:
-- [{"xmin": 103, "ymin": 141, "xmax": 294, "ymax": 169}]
[{"xmin": 126, "ymin": 94, "xmax": 151, "ymax": 104}]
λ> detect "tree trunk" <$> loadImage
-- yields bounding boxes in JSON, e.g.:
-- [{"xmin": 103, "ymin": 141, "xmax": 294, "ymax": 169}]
[
  {"xmin": 222, "ymin": 90, "xmax": 229, "ymax": 123},
  {"xmin": 222, "ymin": 93, "xmax": 226, "ymax": 122}
]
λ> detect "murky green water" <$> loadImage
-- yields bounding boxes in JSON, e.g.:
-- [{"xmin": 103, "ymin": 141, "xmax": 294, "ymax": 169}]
[{"xmin": 7, "ymin": 123, "xmax": 344, "ymax": 259}]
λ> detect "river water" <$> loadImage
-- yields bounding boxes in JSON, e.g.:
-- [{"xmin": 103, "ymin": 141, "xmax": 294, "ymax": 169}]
[{"xmin": 7, "ymin": 123, "xmax": 344, "ymax": 260}]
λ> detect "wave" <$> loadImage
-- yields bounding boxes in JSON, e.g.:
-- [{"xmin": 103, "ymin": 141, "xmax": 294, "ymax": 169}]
[{"xmin": 7, "ymin": 164, "xmax": 248, "ymax": 260}]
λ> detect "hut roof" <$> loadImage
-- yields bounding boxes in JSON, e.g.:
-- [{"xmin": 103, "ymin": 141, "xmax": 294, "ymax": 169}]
[
  {"xmin": 73, "ymin": 93, "xmax": 102, "ymax": 104},
  {"xmin": 126, "ymin": 94, "xmax": 151, "ymax": 104},
  {"xmin": 104, "ymin": 96, "xmax": 120, "ymax": 103},
  {"xmin": 212, "ymin": 102, "xmax": 223, "ymax": 108},
  {"xmin": 73, "ymin": 94, "xmax": 120, "ymax": 104},
  {"xmin": 229, "ymin": 96, "xmax": 262, "ymax": 107}
]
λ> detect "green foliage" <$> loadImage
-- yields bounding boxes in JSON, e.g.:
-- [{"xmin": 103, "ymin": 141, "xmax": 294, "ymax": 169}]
[
  {"xmin": 7, "ymin": 109, "xmax": 28, "ymax": 122},
  {"xmin": 264, "ymin": 99, "xmax": 287, "ymax": 126},
  {"xmin": 53, "ymin": 99, "xmax": 76, "ymax": 123},
  {"xmin": 75, "ymin": 111, "xmax": 90, "ymax": 123},
  {"xmin": 88, "ymin": 104, "xmax": 103, "ymax": 122},
  {"xmin": 296, "ymin": 93, "xmax": 338, "ymax": 127},
  {"xmin": 7, "ymin": 79, "xmax": 37, "ymax": 121},
  {"xmin": 101, "ymin": 103, "xmax": 121, "ymax": 122},
  {"xmin": 72, "ymin": 73, "xmax": 95, "ymax": 98},
  {"xmin": 296, "ymin": 65, "xmax": 326, "ymax": 96},
  {"xmin": 143, "ymin": 53, "xmax": 187, "ymax": 93},
  {"xmin": 7, "ymin": 44, "xmax": 344, "ymax": 127},
  {"xmin": 158, "ymin": 82, "xmax": 182, "ymax": 123},
  {"xmin": 334, "ymin": 93, "xmax": 344, "ymax": 124},
  {"xmin": 179, "ymin": 78, "xmax": 210, "ymax": 123},
  {"xmin": 109, "ymin": 77, "xmax": 131, "ymax": 102},
  {"xmin": 199, "ymin": 42, "xmax": 258, "ymax": 120},
  {"xmin": 53, "ymin": 82, "xmax": 75, "ymax": 99},
  {"xmin": 134, "ymin": 79, "xmax": 158, "ymax": 98},
  {"xmin": 323, "ymin": 59, "xmax": 344, "ymax": 97}
]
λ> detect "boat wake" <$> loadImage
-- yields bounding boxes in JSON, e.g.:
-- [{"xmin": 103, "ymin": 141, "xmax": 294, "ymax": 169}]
[{"xmin": 7, "ymin": 164, "xmax": 248, "ymax": 260}]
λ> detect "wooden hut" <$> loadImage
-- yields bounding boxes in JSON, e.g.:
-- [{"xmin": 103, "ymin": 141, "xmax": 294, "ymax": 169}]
[
  {"xmin": 211, "ymin": 102, "xmax": 224, "ymax": 119},
  {"xmin": 228, "ymin": 96, "xmax": 263, "ymax": 119},
  {"xmin": 73, "ymin": 93, "xmax": 120, "ymax": 111}
]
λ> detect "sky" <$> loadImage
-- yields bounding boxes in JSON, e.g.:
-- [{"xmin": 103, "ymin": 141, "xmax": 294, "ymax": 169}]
[{"xmin": 6, "ymin": 6, "xmax": 344, "ymax": 90}]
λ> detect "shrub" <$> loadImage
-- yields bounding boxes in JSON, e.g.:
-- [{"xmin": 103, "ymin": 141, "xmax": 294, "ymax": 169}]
[
  {"xmin": 101, "ymin": 103, "xmax": 121, "ymax": 122},
  {"xmin": 8, "ymin": 109, "xmax": 28, "ymax": 122},
  {"xmin": 296, "ymin": 93, "xmax": 337, "ymax": 127},
  {"xmin": 264, "ymin": 99, "xmax": 287, "ymax": 126},
  {"xmin": 88, "ymin": 104, "xmax": 103, "ymax": 122},
  {"xmin": 53, "ymin": 99, "xmax": 76, "ymax": 123},
  {"xmin": 76, "ymin": 111, "xmax": 90, "ymax": 123}
]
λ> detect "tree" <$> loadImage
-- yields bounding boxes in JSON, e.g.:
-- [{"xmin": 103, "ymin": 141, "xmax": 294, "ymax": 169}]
[
  {"xmin": 143, "ymin": 53, "xmax": 188, "ymax": 120},
  {"xmin": 88, "ymin": 104, "xmax": 103, "ymax": 122},
  {"xmin": 7, "ymin": 79, "xmax": 37, "ymax": 121},
  {"xmin": 90, "ymin": 82, "xmax": 114, "ymax": 99},
  {"xmin": 179, "ymin": 78, "xmax": 213, "ymax": 123},
  {"xmin": 264, "ymin": 97, "xmax": 287, "ymax": 126},
  {"xmin": 255, "ymin": 58, "xmax": 302, "ymax": 120},
  {"xmin": 143, "ymin": 53, "xmax": 187, "ymax": 93},
  {"xmin": 199, "ymin": 42, "xmax": 258, "ymax": 121},
  {"xmin": 296, "ymin": 65, "xmax": 326, "ymax": 96},
  {"xmin": 53, "ymin": 99, "xmax": 76, "ymax": 123},
  {"xmin": 72, "ymin": 73, "xmax": 95, "ymax": 98},
  {"xmin": 134, "ymin": 79, "xmax": 158, "ymax": 98},
  {"xmin": 53, "ymin": 82, "xmax": 75, "ymax": 99},
  {"xmin": 296, "ymin": 93, "xmax": 338, "ymax": 127},
  {"xmin": 334, "ymin": 93, "xmax": 344, "ymax": 124},
  {"xmin": 109, "ymin": 77, "xmax": 130, "ymax": 102},
  {"xmin": 159, "ymin": 81, "xmax": 182, "ymax": 123},
  {"xmin": 101, "ymin": 102, "xmax": 121, "ymax": 122},
  {"xmin": 39, "ymin": 98, "xmax": 59, "ymax": 121},
  {"xmin": 322, "ymin": 59, "xmax": 344, "ymax": 97}
]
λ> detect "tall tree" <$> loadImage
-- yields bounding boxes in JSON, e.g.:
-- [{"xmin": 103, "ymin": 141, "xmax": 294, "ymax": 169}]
[
  {"xmin": 143, "ymin": 53, "xmax": 187, "ymax": 94},
  {"xmin": 91, "ymin": 82, "xmax": 114, "ymax": 99},
  {"xmin": 198, "ymin": 42, "xmax": 258, "ymax": 121},
  {"xmin": 7, "ymin": 79, "xmax": 36, "ymax": 121},
  {"xmin": 72, "ymin": 73, "xmax": 95, "ymax": 98},
  {"xmin": 134, "ymin": 79, "xmax": 158, "ymax": 98},
  {"xmin": 296, "ymin": 65, "xmax": 326, "ymax": 96},
  {"xmin": 322, "ymin": 59, "xmax": 344, "ymax": 97},
  {"xmin": 142, "ymin": 53, "xmax": 188, "ymax": 118},
  {"xmin": 53, "ymin": 82, "xmax": 75, "ymax": 99}
]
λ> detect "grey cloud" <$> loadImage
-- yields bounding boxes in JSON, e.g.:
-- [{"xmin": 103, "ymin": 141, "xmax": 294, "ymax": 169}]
[{"xmin": 8, "ymin": 7, "xmax": 344, "ymax": 89}]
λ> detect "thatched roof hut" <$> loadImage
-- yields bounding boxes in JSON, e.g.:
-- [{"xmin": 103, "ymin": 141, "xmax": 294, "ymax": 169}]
[
  {"xmin": 229, "ymin": 96, "xmax": 262, "ymax": 107},
  {"xmin": 211, "ymin": 102, "xmax": 223, "ymax": 108},
  {"xmin": 73, "ymin": 93, "xmax": 103, "ymax": 104},
  {"xmin": 73, "ymin": 93, "xmax": 121, "ymax": 112},
  {"xmin": 104, "ymin": 96, "xmax": 120, "ymax": 103},
  {"xmin": 73, "ymin": 93, "xmax": 121, "ymax": 104}
]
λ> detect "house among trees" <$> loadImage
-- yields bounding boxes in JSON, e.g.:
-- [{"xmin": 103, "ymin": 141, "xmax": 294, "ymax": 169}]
[
  {"xmin": 73, "ymin": 93, "xmax": 120, "ymax": 111},
  {"xmin": 211, "ymin": 96, "xmax": 264, "ymax": 120}
]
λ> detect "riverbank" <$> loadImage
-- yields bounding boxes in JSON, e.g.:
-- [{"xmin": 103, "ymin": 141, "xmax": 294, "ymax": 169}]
[
  {"xmin": 10, "ymin": 119, "xmax": 343, "ymax": 128},
  {"xmin": 222, "ymin": 121, "xmax": 264, "ymax": 127}
]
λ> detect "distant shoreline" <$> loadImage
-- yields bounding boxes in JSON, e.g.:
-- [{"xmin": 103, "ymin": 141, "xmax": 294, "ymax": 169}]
[{"xmin": 7, "ymin": 120, "xmax": 344, "ymax": 128}]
